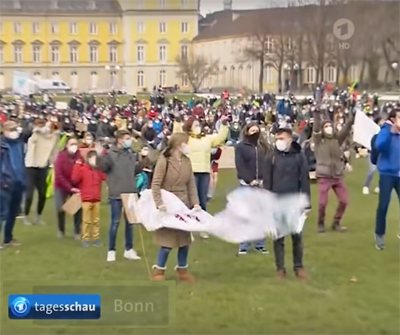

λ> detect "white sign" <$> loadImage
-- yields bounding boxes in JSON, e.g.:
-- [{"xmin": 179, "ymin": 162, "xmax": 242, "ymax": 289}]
[{"xmin": 353, "ymin": 111, "xmax": 380, "ymax": 150}]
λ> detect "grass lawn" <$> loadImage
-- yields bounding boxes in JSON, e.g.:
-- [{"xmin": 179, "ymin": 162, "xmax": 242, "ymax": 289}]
[{"xmin": 1, "ymin": 158, "xmax": 399, "ymax": 334}]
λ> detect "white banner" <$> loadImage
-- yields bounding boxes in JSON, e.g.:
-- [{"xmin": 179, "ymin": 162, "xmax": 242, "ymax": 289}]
[
  {"xmin": 353, "ymin": 111, "xmax": 380, "ymax": 150},
  {"xmin": 136, "ymin": 188, "xmax": 309, "ymax": 242}
]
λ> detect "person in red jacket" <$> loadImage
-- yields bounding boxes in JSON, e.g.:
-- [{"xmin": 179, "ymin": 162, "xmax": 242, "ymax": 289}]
[
  {"xmin": 54, "ymin": 137, "xmax": 82, "ymax": 239},
  {"xmin": 147, "ymin": 108, "xmax": 158, "ymax": 119},
  {"xmin": 72, "ymin": 150, "xmax": 106, "ymax": 247}
]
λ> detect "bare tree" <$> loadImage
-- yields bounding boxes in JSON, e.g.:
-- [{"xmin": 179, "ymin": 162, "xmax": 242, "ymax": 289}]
[
  {"xmin": 175, "ymin": 55, "xmax": 219, "ymax": 92},
  {"xmin": 266, "ymin": 32, "xmax": 286, "ymax": 92}
]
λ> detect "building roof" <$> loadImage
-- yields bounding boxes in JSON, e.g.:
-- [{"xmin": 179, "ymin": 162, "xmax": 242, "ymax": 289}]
[{"xmin": 0, "ymin": 0, "xmax": 122, "ymax": 14}]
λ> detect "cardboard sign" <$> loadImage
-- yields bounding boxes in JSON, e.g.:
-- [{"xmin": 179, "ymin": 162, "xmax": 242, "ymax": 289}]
[
  {"xmin": 62, "ymin": 193, "xmax": 82, "ymax": 215},
  {"xmin": 121, "ymin": 193, "xmax": 140, "ymax": 224}
]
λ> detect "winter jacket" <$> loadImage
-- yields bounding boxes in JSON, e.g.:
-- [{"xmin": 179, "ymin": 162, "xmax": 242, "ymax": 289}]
[
  {"xmin": 97, "ymin": 145, "xmax": 142, "ymax": 198},
  {"xmin": 0, "ymin": 136, "xmax": 26, "ymax": 190},
  {"xmin": 173, "ymin": 121, "xmax": 229, "ymax": 173},
  {"xmin": 25, "ymin": 127, "xmax": 59, "ymax": 168},
  {"xmin": 263, "ymin": 142, "xmax": 311, "ymax": 205},
  {"xmin": 71, "ymin": 162, "xmax": 106, "ymax": 202},
  {"xmin": 277, "ymin": 99, "xmax": 292, "ymax": 117},
  {"xmin": 376, "ymin": 122, "xmax": 400, "ymax": 177},
  {"xmin": 235, "ymin": 139, "xmax": 263, "ymax": 184},
  {"xmin": 54, "ymin": 149, "xmax": 81, "ymax": 193}
]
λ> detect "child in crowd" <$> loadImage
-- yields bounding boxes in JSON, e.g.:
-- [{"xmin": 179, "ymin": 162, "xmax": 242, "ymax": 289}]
[{"xmin": 71, "ymin": 150, "xmax": 106, "ymax": 247}]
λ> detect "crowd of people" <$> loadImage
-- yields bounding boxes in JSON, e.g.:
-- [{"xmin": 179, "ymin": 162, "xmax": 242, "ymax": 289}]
[{"xmin": 0, "ymin": 86, "xmax": 399, "ymax": 281}]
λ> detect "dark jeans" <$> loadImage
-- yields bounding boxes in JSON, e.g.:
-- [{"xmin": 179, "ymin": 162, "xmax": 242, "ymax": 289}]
[
  {"xmin": 25, "ymin": 167, "xmax": 48, "ymax": 216},
  {"xmin": 194, "ymin": 172, "xmax": 210, "ymax": 211},
  {"xmin": 0, "ymin": 184, "xmax": 24, "ymax": 243},
  {"xmin": 108, "ymin": 198, "xmax": 133, "ymax": 251},
  {"xmin": 273, "ymin": 233, "xmax": 303, "ymax": 272},
  {"xmin": 375, "ymin": 174, "xmax": 400, "ymax": 236},
  {"xmin": 54, "ymin": 189, "xmax": 81, "ymax": 235}
]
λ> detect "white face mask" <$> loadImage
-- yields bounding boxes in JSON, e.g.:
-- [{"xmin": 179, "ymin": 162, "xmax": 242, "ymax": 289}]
[
  {"xmin": 88, "ymin": 157, "xmax": 96, "ymax": 166},
  {"xmin": 17, "ymin": 126, "xmax": 23, "ymax": 134},
  {"xmin": 192, "ymin": 127, "xmax": 201, "ymax": 135},
  {"xmin": 7, "ymin": 131, "xmax": 19, "ymax": 140},
  {"xmin": 324, "ymin": 127, "xmax": 333, "ymax": 135},
  {"xmin": 85, "ymin": 139, "xmax": 93, "ymax": 145},
  {"xmin": 103, "ymin": 119, "xmax": 108, "ymax": 123},
  {"xmin": 67, "ymin": 144, "xmax": 78, "ymax": 154},
  {"xmin": 275, "ymin": 139, "xmax": 289, "ymax": 152},
  {"xmin": 180, "ymin": 144, "xmax": 190, "ymax": 155}
]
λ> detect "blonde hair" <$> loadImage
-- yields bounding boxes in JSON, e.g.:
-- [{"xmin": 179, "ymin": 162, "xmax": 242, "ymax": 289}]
[{"xmin": 163, "ymin": 132, "xmax": 189, "ymax": 158}]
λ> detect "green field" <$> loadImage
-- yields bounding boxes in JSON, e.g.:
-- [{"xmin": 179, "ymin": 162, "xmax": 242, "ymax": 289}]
[{"xmin": 1, "ymin": 158, "xmax": 399, "ymax": 334}]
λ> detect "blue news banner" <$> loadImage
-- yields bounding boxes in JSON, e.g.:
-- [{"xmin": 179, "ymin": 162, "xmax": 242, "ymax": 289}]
[{"xmin": 9, "ymin": 294, "xmax": 101, "ymax": 320}]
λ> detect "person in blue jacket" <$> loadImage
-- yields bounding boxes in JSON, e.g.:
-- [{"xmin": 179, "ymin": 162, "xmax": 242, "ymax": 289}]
[
  {"xmin": 374, "ymin": 109, "xmax": 400, "ymax": 250},
  {"xmin": 276, "ymin": 97, "xmax": 292, "ymax": 117},
  {"xmin": 0, "ymin": 121, "xmax": 26, "ymax": 248}
]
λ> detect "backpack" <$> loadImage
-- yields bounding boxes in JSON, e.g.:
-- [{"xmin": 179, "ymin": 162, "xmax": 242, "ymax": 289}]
[{"xmin": 370, "ymin": 134, "xmax": 379, "ymax": 165}]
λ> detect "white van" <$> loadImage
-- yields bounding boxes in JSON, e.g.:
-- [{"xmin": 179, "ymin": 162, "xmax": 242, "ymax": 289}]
[{"xmin": 37, "ymin": 79, "xmax": 71, "ymax": 92}]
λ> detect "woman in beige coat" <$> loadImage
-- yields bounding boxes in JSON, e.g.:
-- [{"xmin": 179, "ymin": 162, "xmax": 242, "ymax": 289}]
[{"xmin": 151, "ymin": 132, "xmax": 200, "ymax": 282}]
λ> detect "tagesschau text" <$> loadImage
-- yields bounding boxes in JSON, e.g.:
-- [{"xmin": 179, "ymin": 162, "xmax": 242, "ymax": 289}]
[{"xmin": 8, "ymin": 294, "xmax": 101, "ymax": 319}]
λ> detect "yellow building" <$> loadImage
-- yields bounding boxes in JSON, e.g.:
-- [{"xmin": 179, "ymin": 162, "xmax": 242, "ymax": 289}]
[{"xmin": 0, "ymin": 0, "xmax": 199, "ymax": 94}]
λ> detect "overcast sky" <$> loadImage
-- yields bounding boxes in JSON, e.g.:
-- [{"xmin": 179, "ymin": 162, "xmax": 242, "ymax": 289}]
[{"xmin": 199, "ymin": 0, "xmax": 292, "ymax": 15}]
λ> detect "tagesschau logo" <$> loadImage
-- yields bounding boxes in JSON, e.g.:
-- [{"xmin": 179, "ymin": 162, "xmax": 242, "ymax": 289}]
[
  {"xmin": 9, "ymin": 294, "xmax": 101, "ymax": 320},
  {"xmin": 10, "ymin": 297, "xmax": 31, "ymax": 317}
]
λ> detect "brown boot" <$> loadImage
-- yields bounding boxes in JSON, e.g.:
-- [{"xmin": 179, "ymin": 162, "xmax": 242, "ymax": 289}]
[
  {"xmin": 152, "ymin": 266, "xmax": 165, "ymax": 281},
  {"xmin": 176, "ymin": 267, "xmax": 195, "ymax": 283},
  {"xmin": 277, "ymin": 269, "xmax": 286, "ymax": 280},
  {"xmin": 295, "ymin": 268, "xmax": 308, "ymax": 280}
]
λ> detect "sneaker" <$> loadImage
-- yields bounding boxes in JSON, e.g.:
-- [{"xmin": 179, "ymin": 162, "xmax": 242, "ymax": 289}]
[
  {"xmin": 93, "ymin": 239, "xmax": 101, "ymax": 247},
  {"xmin": 237, "ymin": 249, "xmax": 248, "ymax": 255},
  {"xmin": 0, "ymin": 243, "xmax": 3, "ymax": 250},
  {"xmin": 23, "ymin": 217, "xmax": 32, "ymax": 226},
  {"xmin": 374, "ymin": 187, "xmax": 380, "ymax": 194},
  {"xmin": 332, "ymin": 222, "xmax": 347, "ymax": 232},
  {"xmin": 200, "ymin": 232, "xmax": 209, "ymax": 239},
  {"xmin": 362, "ymin": 187, "xmax": 369, "ymax": 195},
  {"xmin": 34, "ymin": 215, "xmax": 46, "ymax": 225},
  {"xmin": 74, "ymin": 234, "xmax": 81, "ymax": 241},
  {"xmin": 107, "ymin": 250, "xmax": 116, "ymax": 262},
  {"xmin": 4, "ymin": 239, "xmax": 21, "ymax": 247},
  {"xmin": 375, "ymin": 234, "xmax": 385, "ymax": 250},
  {"xmin": 57, "ymin": 231, "xmax": 65, "ymax": 238},
  {"xmin": 82, "ymin": 241, "xmax": 90, "ymax": 248},
  {"xmin": 124, "ymin": 249, "xmax": 141, "ymax": 260},
  {"xmin": 318, "ymin": 224, "xmax": 325, "ymax": 233},
  {"xmin": 255, "ymin": 246, "xmax": 269, "ymax": 254}
]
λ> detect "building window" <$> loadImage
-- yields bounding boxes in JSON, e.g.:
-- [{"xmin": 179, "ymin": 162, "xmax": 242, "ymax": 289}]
[
  {"xmin": 0, "ymin": 46, "xmax": 3, "ymax": 63},
  {"xmin": 181, "ymin": 22, "xmax": 188, "ymax": 34},
  {"xmin": 52, "ymin": 71, "xmax": 59, "ymax": 80},
  {"xmin": 0, "ymin": 72, "xmax": 4, "ymax": 90},
  {"xmin": 70, "ymin": 22, "xmax": 77, "ymax": 35},
  {"xmin": 51, "ymin": 46, "xmax": 59, "ymax": 63},
  {"xmin": 32, "ymin": 22, "xmax": 40, "ymax": 34},
  {"xmin": 181, "ymin": 45, "xmax": 188, "ymax": 59},
  {"xmin": 70, "ymin": 71, "xmax": 78, "ymax": 90},
  {"xmin": 90, "ymin": 71, "xmax": 98, "ymax": 89},
  {"xmin": 32, "ymin": 45, "xmax": 41, "ymax": 63},
  {"xmin": 14, "ymin": 45, "xmax": 23, "ymax": 63},
  {"xmin": 159, "ymin": 22, "xmax": 166, "ymax": 34},
  {"xmin": 70, "ymin": 46, "xmax": 78, "ymax": 63},
  {"xmin": 181, "ymin": 0, "xmax": 188, "ymax": 8},
  {"xmin": 137, "ymin": 45, "xmax": 145, "ymax": 63},
  {"xmin": 327, "ymin": 64, "xmax": 336, "ymax": 83},
  {"xmin": 238, "ymin": 65, "xmax": 243, "ymax": 86},
  {"xmin": 89, "ymin": 46, "xmax": 98, "ymax": 63},
  {"xmin": 306, "ymin": 66, "xmax": 316, "ymax": 83},
  {"xmin": 51, "ymin": 23, "xmax": 59, "ymax": 34},
  {"xmin": 90, "ymin": 22, "xmax": 98, "ymax": 35},
  {"xmin": 265, "ymin": 36, "xmax": 273, "ymax": 54},
  {"xmin": 137, "ymin": 22, "xmax": 145, "ymax": 34},
  {"xmin": 137, "ymin": 0, "xmax": 144, "ymax": 8},
  {"xmin": 34, "ymin": 72, "xmax": 41, "ymax": 81},
  {"xmin": 137, "ymin": 71, "xmax": 144, "ymax": 87},
  {"xmin": 159, "ymin": 70, "xmax": 166, "ymax": 86},
  {"xmin": 110, "ymin": 22, "xmax": 117, "ymax": 35},
  {"xmin": 264, "ymin": 65, "xmax": 273, "ymax": 84},
  {"xmin": 182, "ymin": 73, "xmax": 188, "ymax": 87},
  {"xmin": 14, "ymin": 22, "xmax": 21, "ymax": 34},
  {"xmin": 159, "ymin": 45, "xmax": 167, "ymax": 63},
  {"xmin": 109, "ymin": 46, "xmax": 117, "ymax": 63},
  {"xmin": 159, "ymin": 0, "xmax": 166, "ymax": 8}
]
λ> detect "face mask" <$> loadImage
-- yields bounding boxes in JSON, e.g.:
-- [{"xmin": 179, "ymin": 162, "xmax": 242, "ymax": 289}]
[
  {"xmin": 192, "ymin": 127, "xmax": 201, "ymax": 135},
  {"xmin": 7, "ymin": 131, "xmax": 19, "ymax": 140},
  {"xmin": 90, "ymin": 120, "xmax": 96, "ymax": 124},
  {"xmin": 141, "ymin": 149, "xmax": 149, "ymax": 157},
  {"xmin": 180, "ymin": 144, "xmax": 190, "ymax": 155},
  {"xmin": 336, "ymin": 126, "xmax": 342, "ymax": 131},
  {"xmin": 276, "ymin": 139, "xmax": 289, "ymax": 152},
  {"xmin": 88, "ymin": 157, "xmax": 97, "ymax": 167},
  {"xmin": 68, "ymin": 144, "xmax": 78, "ymax": 154},
  {"xmin": 249, "ymin": 132, "xmax": 260, "ymax": 141},
  {"xmin": 324, "ymin": 127, "xmax": 333, "ymax": 135},
  {"xmin": 64, "ymin": 119, "xmax": 70, "ymax": 124},
  {"xmin": 17, "ymin": 126, "xmax": 22, "ymax": 134},
  {"xmin": 211, "ymin": 148, "xmax": 217, "ymax": 155},
  {"xmin": 103, "ymin": 119, "xmax": 108, "ymax": 123},
  {"xmin": 122, "ymin": 139, "xmax": 132, "ymax": 149},
  {"xmin": 85, "ymin": 139, "xmax": 93, "ymax": 145},
  {"xmin": 310, "ymin": 143, "xmax": 315, "ymax": 151},
  {"xmin": 148, "ymin": 124, "xmax": 153, "ymax": 128}
]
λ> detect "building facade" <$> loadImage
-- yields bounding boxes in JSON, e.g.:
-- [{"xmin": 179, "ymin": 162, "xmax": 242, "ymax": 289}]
[{"xmin": 0, "ymin": 0, "xmax": 199, "ymax": 94}]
